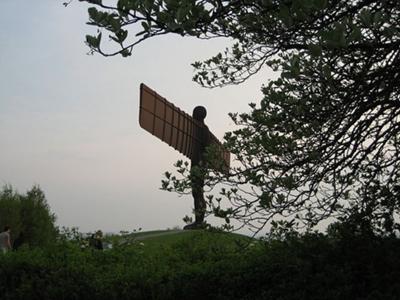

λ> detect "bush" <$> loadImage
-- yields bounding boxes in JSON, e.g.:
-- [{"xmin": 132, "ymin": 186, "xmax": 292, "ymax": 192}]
[
  {"xmin": 0, "ymin": 185, "xmax": 57, "ymax": 249},
  {"xmin": 1, "ymin": 230, "xmax": 400, "ymax": 299}
]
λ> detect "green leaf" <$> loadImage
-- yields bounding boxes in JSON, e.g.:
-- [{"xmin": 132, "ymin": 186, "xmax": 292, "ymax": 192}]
[
  {"xmin": 117, "ymin": 29, "xmax": 128, "ymax": 42},
  {"xmin": 88, "ymin": 7, "xmax": 98, "ymax": 22},
  {"xmin": 141, "ymin": 21, "xmax": 150, "ymax": 31},
  {"xmin": 144, "ymin": 0, "xmax": 154, "ymax": 10},
  {"xmin": 322, "ymin": 64, "xmax": 331, "ymax": 77},
  {"xmin": 290, "ymin": 55, "xmax": 300, "ymax": 76},
  {"xmin": 120, "ymin": 49, "xmax": 131, "ymax": 57},
  {"xmin": 260, "ymin": 192, "xmax": 273, "ymax": 209},
  {"xmin": 109, "ymin": 17, "xmax": 121, "ymax": 32},
  {"xmin": 348, "ymin": 26, "xmax": 362, "ymax": 42},
  {"xmin": 313, "ymin": 0, "xmax": 327, "ymax": 10},
  {"xmin": 360, "ymin": 9, "xmax": 372, "ymax": 26},
  {"xmin": 308, "ymin": 44, "xmax": 322, "ymax": 56},
  {"xmin": 176, "ymin": 6, "xmax": 189, "ymax": 22},
  {"xmin": 279, "ymin": 5, "xmax": 292, "ymax": 26},
  {"xmin": 86, "ymin": 34, "xmax": 101, "ymax": 48},
  {"xmin": 321, "ymin": 23, "xmax": 347, "ymax": 48}
]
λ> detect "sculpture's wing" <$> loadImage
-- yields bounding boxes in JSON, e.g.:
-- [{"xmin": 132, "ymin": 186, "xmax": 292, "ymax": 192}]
[
  {"xmin": 139, "ymin": 83, "xmax": 199, "ymax": 160},
  {"xmin": 208, "ymin": 132, "xmax": 231, "ymax": 172},
  {"xmin": 139, "ymin": 83, "xmax": 230, "ymax": 172}
]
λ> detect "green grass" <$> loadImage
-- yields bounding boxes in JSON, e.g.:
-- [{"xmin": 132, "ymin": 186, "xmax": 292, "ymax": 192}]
[{"xmin": 107, "ymin": 228, "xmax": 255, "ymax": 251}]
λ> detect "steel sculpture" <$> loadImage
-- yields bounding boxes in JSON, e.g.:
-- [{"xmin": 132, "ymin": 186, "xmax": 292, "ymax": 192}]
[{"xmin": 139, "ymin": 84, "xmax": 230, "ymax": 229}]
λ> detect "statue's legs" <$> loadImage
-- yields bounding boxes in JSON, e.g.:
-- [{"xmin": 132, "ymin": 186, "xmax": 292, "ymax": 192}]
[
  {"xmin": 184, "ymin": 166, "xmax": 206, "ymax": 230},
  {"xmin": 192, "ymin": 178, "xmax": 206, "ymax": 224}
]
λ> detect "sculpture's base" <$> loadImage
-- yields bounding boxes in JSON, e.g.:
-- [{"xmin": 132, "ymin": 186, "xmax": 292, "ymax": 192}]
[{"xmin": 183, "ymin": 222, "xmax": 207, "ymax": 230}]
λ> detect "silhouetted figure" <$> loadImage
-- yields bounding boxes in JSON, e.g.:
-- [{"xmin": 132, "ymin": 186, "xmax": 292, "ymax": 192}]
[
  {"xmin": 0, "ymin": 226, "xmax": 12, "ymax": 253},
  {"xmin": 13, "ymin": 231, "xmax": 25, "ymax": 250},
  {"xmin": 93, "ymin": 230, "xmax": 103, "ymax": 250},
  {"xmin": 89, "ymin": 234, "xmax": 96, "ymax": 248},
  {"xmin": 184, "ymin": 106, "xmax": 210, "ymax": 230}
]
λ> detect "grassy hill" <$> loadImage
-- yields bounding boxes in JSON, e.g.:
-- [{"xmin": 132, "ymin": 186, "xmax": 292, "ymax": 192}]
[
  {"xmin": 106, "ymin": 228, "xmax": 255, "ymax": 254},
  {"xmin": 111, "ymin": 228, "xmax": 253, "ymax": 243}
]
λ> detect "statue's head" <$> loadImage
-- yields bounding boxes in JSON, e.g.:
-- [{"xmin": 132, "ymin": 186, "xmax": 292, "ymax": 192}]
[{"xmin": 193, "ymin": 106, "xmax": 207, "ymax": 122}]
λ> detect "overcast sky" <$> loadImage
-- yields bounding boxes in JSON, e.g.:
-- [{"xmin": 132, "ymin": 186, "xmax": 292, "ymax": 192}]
[{"xmin": 0, "ymin": 0, "xmax": 273, "ymax": 233}]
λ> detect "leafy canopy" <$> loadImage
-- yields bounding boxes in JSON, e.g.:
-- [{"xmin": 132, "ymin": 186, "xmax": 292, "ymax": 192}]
[
  {"xmin": 0, "ymin": 185, "xmax": 58, "ymax": 248},
  {"xmin": 75, "ymin": 0, "xmax": 400, "ymax": 235}
]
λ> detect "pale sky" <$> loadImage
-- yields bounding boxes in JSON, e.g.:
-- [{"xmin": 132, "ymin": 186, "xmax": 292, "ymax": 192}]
[{"xmin": 0, "ymin": 0, "xmax": 273, "ymax": 233}]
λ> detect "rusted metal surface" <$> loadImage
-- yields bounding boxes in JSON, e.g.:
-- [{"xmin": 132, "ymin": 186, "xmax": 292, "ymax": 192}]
[{"xmin": 139, "ymin": 83, "xmax": 230, "ymax": 170}]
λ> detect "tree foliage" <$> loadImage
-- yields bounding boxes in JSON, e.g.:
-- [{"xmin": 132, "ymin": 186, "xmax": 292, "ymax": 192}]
[
  {"xmin": 0, "ymin": 185, "xmax": 57, "ymax": 248},
  {"xmin": 75, "ymin": 0, "xmax": 400, "ymax": 234}
]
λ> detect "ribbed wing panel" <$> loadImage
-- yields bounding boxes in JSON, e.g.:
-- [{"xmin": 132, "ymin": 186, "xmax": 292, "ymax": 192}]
[{"xmin": 139, "ymin": 83, "xmax": 230, "ymax": 171}]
